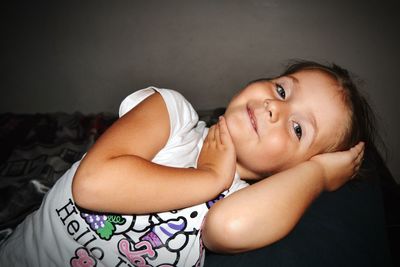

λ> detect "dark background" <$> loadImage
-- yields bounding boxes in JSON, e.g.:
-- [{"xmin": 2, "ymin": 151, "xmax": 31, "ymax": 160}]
[{"xmin": 1, "ymin": 0, "xmax": 399, "ymax": 182}]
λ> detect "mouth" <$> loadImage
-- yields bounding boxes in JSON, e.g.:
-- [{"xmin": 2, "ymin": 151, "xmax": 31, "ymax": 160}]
[{"xmin": 246, "ymin": 105, "xmax": 258, "ymax": 133}]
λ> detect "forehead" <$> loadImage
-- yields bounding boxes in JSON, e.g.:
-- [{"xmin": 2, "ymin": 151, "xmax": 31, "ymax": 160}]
[{"xmin": 288, "ymin": 70, "xmax": 349, "ymax": 152}]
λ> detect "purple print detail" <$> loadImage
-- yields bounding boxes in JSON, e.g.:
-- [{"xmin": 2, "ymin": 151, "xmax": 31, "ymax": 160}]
[
  {"xmin": 160, "ymin": 226, "xmax": 173, "ymax": 237},
  {"xmin": 206, "ymin": 193, "xmax": 225, "ymax": 209},
  {"xmin": 81, "ymin": 212, "xmax": 107, "ymax": 231},
  {"xmin": 168, "ymin": 221, "xmax": 185, "ymax": 231},
  {"xmin": 141, "ymin": 231, "xmax": 162, "ymax": 247},
  {"xmin": 139, "ymin": 217, "xmax": 187, "ymax": 249}
]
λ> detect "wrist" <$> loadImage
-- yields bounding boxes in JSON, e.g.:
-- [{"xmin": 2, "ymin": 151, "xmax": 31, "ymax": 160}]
[
  {"xmin": 300, "ymin": 160, "xmax": 326, "ymax": 192},
  {"xmin": 197, "ymin": 167, "xmax": 227, "ymax": 193}
]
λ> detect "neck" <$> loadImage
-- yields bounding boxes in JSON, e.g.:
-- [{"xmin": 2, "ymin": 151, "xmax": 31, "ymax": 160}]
[{"xmin": 236, "ymin": 162, "xmax": 265, "ymax": 180}]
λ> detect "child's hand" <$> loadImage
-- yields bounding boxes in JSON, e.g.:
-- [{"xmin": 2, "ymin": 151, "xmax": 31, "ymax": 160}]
[
  {"xmin": 310, "ymin": 142, "xmax": 365, "ymax": 191},
  {"xmin": 197, "ymin": 116, "xmax": 236, "ymax": 191}
]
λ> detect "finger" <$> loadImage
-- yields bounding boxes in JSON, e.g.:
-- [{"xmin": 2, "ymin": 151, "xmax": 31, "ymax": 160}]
[
  {"xmin": 207, "ymin": 125, "xmax": 216, "ymax": 143},
  {"xmin": 357, "ymin": 148, "xmax": 364, "ymax": 163},
  {"xmin": 360, "ymin": 150, "xmax": 365, "ymax": 167},
  {"xmin": 352, "ymin": 152, "xmax": 363, "ymax": 170},
  {"xmin": 357, "ymin": 153, "xmax": 365, "ymax": 172},
  {"xmin": 348, "ymin": 142, "xmax": 363, "ymax": 161},
  {"xmin": 352, "ymin": 145, "xmax": 365, "ymax": 178},
  {"xmin": 352, "ymin": 147, "xmax": 363, "ymax": 163},
  {"xmin": 218, "ymin": 116, "xmax": 233, "ymax": 146},
  {"xmin": 351, "ymin": 161, "xmax": 362, "ymax": 178},
  {"xmin": 352, "ymin": 166, "xmax": 361, "ymax": 179},
  {"xmin": 214, "ymin": 121, "xmax": 220, "ymax": 143},
  {"xmin": 354, "ymin": 141, "xmax": 365, "ymax": 155},
  {"xmin": 353, "ymin": 143, "xmax": 365, "ymax": 163}
]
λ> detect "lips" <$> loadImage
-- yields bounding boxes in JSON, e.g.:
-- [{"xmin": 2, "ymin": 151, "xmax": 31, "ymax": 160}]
[{"xmin": 247, "ymin": 105, "xmax": 257, "ymax": 133}]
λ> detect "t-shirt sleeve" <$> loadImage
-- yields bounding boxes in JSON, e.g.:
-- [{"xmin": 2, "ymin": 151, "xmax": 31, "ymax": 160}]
[{"xmin": 119, "ymin": 87, "xmax": 199, "ymax": 140}]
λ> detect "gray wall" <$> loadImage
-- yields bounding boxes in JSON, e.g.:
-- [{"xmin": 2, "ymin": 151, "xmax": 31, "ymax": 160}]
[{"xmin": 1, "ymin": 0, "xmax": 399, "ymax": 182}]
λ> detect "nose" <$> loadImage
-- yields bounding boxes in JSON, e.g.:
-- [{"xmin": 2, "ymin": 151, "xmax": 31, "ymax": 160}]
[{"xmin": 264, "ymin": 99, "xmax": 285, "ymax": 123}]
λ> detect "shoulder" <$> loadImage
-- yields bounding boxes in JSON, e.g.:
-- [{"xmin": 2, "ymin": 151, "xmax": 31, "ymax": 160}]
[
  {"xmin": 119, "ymin": 87, "xmax": 194, "ymax": 116},
  {"xmin": 120, "ymin": 87, "xmax": 199, "ymax": 133}
]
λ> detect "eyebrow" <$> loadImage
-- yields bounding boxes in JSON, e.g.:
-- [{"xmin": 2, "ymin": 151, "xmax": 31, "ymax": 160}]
[
  {"xmin": 287, "ymin": 74, "xmax": 300, "ymax": 85},
  {"xmin": 287, "ymin": 75, "xmax": 319, "ymax": 147}
]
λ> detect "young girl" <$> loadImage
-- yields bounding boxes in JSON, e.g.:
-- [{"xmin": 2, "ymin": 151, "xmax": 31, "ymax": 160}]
[{"xmin": 0, "ymin": 61, "xmax": 367, "ymax": 266}]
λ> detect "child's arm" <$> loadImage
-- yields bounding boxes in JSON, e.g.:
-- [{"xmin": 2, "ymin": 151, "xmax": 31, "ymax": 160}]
[
  {"xmin": 72, "ymin": 92, "xmax": 234, "ymax": 214},
  {"xmin": 202, "ymin": 141, "xmax": 364, "ymax": 253}
]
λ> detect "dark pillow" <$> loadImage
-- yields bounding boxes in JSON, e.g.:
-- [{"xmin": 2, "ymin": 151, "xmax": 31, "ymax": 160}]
[{"xmin": 205, "ymin": 151, "xmax": 392, "ymax": 266}]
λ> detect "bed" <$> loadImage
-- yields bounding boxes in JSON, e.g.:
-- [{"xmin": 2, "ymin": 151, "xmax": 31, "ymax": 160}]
[{"xmin": 0, "ymin": 111, "xmax": 397, "ymax": 266}]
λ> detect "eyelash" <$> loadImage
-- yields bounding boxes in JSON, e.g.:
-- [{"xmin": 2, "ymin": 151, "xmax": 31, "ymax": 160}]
[
  {"xmin": 275, "ymin": 83, "xmax": 286, "ymax": 99},
  {"xmin": 292, "ymin": 121, "xmax": 302, "ymax": 140}
]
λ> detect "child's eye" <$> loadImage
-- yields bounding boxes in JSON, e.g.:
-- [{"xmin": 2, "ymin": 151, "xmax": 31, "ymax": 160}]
[
  {"xmin": 293, "ymin": 122, "xmax": 302, "ymax": 140},
  {"xmin": 276, "ymin": 84, "xmax": 286, "ymax": 99}
]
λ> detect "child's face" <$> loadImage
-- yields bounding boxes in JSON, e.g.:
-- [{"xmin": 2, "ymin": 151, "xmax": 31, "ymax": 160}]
[{"xmin": 224, "ymin": 69, "xmax": 349, "ymax": 178}]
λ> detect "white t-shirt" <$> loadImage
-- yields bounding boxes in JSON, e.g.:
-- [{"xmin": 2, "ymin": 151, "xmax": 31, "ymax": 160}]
[{"xmin": 0, "ymin": 87, "xmax": 248, "ymax": 267}]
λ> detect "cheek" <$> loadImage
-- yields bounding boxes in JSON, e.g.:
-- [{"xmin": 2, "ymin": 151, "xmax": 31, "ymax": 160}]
[
  {"xmin": 244, "ymin": 132, "xmax": 292, "ymax": 173},
  {"xmin": 260, "ymin": 133, "xmax": 289, "ymax": 162},
  {"xmin": 225, "ymin": 109, "xmax": 251, "ymax": 140}
]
